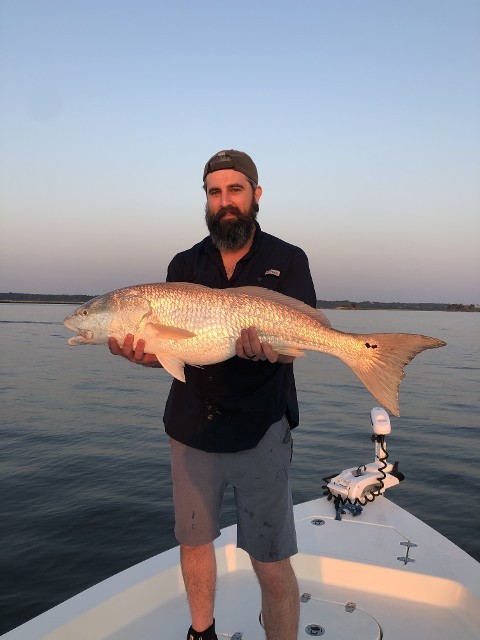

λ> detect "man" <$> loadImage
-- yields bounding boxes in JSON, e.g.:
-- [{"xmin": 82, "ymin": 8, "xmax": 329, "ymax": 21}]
[{"xmin": 109, "ymin": 150, "xmax": 317, "ymax": 640}]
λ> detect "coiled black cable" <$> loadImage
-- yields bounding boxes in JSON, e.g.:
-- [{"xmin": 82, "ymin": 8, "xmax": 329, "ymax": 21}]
[{"xmin": 322, "ymin": 436, "xmax": 389, "ymax": 507}]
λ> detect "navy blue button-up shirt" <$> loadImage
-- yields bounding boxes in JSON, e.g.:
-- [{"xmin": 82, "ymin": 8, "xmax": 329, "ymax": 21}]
[{"xmin": 163, "ymin": 223, "xmax": 317, "ymax": 452}]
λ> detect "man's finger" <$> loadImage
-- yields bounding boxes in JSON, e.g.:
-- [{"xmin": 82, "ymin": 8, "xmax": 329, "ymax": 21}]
[
  {"xmin": 261, "ymin": 342, "xmax": 279, "ymax": 363},
  {"xmin": 122, "ymin": 334, "xmax": 135, "ymax": 357},
  {"xmin": 108, "ymin": 337, "xmax": 121, "ymax": 355},
  {"xmin": 240, "ymin": 328, "xmax": 255, "ymax": 357},
  {"xmin": 235, "ymin": 336, "xmax": 246, "ymax": 358},
  {"xmin": 247, "ymin": 327, "xmax": 269, "ymax": 360},
  {"xmin": 133, "ymin": 339, "xmax": 146, "ymax": 362},
  {"xmin": 244, "ymin": 326, "xmax": 263, "ymax": 356}
]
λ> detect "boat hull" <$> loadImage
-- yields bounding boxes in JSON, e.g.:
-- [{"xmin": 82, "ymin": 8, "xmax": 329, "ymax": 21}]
[{"xmin": 3, "ymin": 496, "xmax": 479, "ymax": 639}]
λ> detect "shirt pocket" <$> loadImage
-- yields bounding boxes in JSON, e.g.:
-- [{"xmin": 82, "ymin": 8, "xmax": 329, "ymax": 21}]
[{"xmin": 254, "ymin": 270, "xmax": 283, "ymax": 290}]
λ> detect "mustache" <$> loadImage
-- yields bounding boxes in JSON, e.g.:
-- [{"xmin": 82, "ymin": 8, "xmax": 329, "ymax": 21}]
[{"xmin": 216, "ymin": 205, "xmax": 243, "ymax": 220}]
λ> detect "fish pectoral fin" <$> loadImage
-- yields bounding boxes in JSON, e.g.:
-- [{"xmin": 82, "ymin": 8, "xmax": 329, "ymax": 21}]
[
  {"xmin": 276, "ymin": 347, "xmax": 306, "ymax": 357},
  {"xmin": 145, "ymin": 323, "xmax": 196, "ymax": 340},
  {"xmin": 155, "ymin": 355, "xmax": 186, "ymax": 382}
]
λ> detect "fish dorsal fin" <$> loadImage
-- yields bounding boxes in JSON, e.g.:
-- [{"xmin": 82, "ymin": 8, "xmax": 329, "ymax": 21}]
[
  {"xmin": 144, "ymin": 323, "xmax": 196, "ymax": 341},
  {"xmin": 231, "ymin": 286, "xmax": 330, "ymax": 328}
]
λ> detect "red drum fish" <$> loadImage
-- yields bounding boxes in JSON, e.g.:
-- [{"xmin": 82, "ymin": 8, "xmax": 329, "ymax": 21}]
[{"xmin": 64, "ymin": 282, "xmax": 446, "ymax": 416}]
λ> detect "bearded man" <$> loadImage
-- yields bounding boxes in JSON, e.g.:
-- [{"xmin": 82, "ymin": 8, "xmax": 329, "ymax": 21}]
[{"xmin": 109, "ymin": 150, "xmax": 317, "ymax": 640}]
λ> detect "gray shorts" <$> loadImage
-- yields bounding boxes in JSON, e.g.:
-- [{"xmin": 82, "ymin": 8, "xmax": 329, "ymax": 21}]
[{"xmin": 170, "ymin": 417, "xmax": 297, "ymax": 562}]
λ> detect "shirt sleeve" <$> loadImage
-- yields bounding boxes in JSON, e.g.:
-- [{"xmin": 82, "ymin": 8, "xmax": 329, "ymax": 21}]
[
  {"xmin": 166, "ymin": 254, "xmax": 184, "ymax": 283},
  {"xmin": 279, "ymin": 247, "xmax": 317, "ymax": 308}
]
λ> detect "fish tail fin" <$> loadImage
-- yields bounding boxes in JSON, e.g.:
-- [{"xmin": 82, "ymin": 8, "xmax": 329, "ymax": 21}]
[{"xmin": 343, "ymin": 333, "xmax": 446, "ymax": 416}]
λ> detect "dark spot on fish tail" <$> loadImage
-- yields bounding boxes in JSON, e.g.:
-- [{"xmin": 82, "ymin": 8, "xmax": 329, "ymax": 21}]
[{"xmin": 365, "ymin": 342, "xmax": 378, "ymax": 349}]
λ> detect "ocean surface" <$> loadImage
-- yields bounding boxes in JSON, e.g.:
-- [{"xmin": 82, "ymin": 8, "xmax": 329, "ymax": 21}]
[{"xmin": 1, "ymin": 304, "xmax": 479, "ymax": 634}]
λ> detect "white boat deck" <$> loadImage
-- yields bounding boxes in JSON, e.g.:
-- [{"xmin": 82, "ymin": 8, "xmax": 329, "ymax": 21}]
[{"xmin": 3, "ymin": 496, "xmax": 480, "ymax": 639}]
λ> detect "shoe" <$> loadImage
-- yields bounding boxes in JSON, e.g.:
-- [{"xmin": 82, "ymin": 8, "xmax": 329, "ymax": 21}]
[{"xmin": 186, "ymin": 620, "xmax": 217, "ymax": 640}]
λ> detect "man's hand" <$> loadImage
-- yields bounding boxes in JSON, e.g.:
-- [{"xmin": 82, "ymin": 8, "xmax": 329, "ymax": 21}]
[
  {"xmin": 108, "ymin": 334, "xmax": 160, "ymax": 367},
  {"xmin": 235, "ymin": 327, "xmax": 295, "ymax": 364}
]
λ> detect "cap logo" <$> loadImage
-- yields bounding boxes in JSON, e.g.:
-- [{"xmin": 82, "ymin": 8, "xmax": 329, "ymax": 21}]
[
  {"xmin": 203, "ymin": 149, "xmax": 258, "ymax": 186},
  {"xmin": 265, "ymin": 269, "xmax": 280, "ymax": 277},
  {"xmin": 212, "ymin": 152, "xmax": 231, "ymax": 165}
]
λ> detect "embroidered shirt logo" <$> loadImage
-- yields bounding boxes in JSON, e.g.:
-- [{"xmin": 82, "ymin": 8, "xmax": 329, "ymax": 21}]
[{"xmin": 264, "ymin": 269, "xmax": 280, "ymax": 277}]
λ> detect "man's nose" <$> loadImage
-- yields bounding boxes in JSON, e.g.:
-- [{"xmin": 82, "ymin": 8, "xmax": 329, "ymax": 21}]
[{"xmin": 219, "ymin": 190, "xmax": 232, "ymax": 207}]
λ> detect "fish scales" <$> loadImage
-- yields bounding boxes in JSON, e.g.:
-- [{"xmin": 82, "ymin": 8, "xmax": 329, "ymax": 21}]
[
  {"xmin": 64, "ymin": 282, "xmax": 446, "ymax": 416},
  {"xmin": 157, "ymin": 288, "xmax": 327, "ymax": 359},
  {"xmin": 143, "ymin": 285, "xmax": 320, "ymax": 357}
]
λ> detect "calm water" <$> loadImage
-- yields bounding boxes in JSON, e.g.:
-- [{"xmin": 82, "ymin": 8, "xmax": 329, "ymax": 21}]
[{"xmin": 1, "ymin": 304, "xmax": 479, "ymax": 634}]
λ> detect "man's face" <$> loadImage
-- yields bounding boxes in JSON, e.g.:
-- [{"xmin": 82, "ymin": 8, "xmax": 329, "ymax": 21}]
[{"xmin": 204, "ymin": 169, "xmax": 262, "ymax": 251}]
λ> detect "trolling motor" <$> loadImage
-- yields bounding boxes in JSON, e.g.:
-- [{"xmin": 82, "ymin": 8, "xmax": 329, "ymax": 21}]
[{"xmin": 323, "ymin": 408, "xmax": 405, "ymax": 519}]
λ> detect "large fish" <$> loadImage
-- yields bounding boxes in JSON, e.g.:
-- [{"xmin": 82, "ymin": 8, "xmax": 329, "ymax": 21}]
[{"xmin": 63, "ymin": 282, "xmax": 446, "ymax": 416}]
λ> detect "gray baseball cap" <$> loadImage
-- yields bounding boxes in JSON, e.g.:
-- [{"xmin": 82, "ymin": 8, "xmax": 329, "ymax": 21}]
[{"xmin": 203, "ymin": 150, "xmax": 258, "ymax": 186}]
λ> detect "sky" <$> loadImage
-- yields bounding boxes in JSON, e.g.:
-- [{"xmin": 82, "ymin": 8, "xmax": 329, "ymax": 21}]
[{"xmin": 0, "ymin": 0, "xmax": 479, "ymax": 304}]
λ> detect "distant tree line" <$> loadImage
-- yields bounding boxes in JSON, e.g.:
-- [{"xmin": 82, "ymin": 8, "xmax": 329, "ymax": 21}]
[
  {"xmin": 316, "ymin": 300, "xmax": 479, "ymax": 312},
  {"xmin": 0, "ymin": 293, "xmax": 93, "ymax": 304},
  {"xmin": 1, "ymin": 293, "xmax": 478, "ymax": 311}
]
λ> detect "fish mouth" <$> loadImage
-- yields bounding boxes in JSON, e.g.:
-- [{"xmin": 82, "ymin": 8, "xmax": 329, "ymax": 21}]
[
  {"xmin": 63, "ymin": 314, "xmax": 95, "ymax": 345},
  {"xmin": 65, "ymin": 327, "xmax": 94, "ymax": 345}
]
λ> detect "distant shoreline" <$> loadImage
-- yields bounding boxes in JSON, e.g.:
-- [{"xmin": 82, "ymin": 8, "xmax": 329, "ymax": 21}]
[
  {"xmin": 0, "ymin": 300, "xmax": 89, "ymax": 305},
  {"xmin": 0, "ymin": 296, "xmax": 92, "ymax": 305},
  {"xmin": 0, "ymin": 293, "xmax": 478, "ymax": 312}
]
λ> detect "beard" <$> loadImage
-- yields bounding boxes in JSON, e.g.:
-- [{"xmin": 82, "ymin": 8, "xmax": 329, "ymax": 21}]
[{"xmin": 205, "ymin": 197, "xmax": 258, "ymax": 252}]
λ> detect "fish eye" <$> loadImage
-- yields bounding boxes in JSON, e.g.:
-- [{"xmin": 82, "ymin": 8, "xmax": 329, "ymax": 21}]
[{"xmin": 79, "ymin": 310, "xmax": 88, "ymax": 316}]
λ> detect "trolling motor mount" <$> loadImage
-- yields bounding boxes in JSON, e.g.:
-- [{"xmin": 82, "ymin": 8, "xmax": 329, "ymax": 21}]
[{"xmin": 324, "ymin": 408, "xmax": 404, "ymax": 509}]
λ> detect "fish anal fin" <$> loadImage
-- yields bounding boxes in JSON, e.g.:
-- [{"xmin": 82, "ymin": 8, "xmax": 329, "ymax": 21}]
[
  {"xmin": 156, "ymin": 355, "xmax": 187, "ymax": 382},
  {"xmin": 145, "ymin": 323, "xmax": 196, "ymax": 341},
  {"xmin": 276, "ymin": 347, "xmax": 306, "ymax": 357}
]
